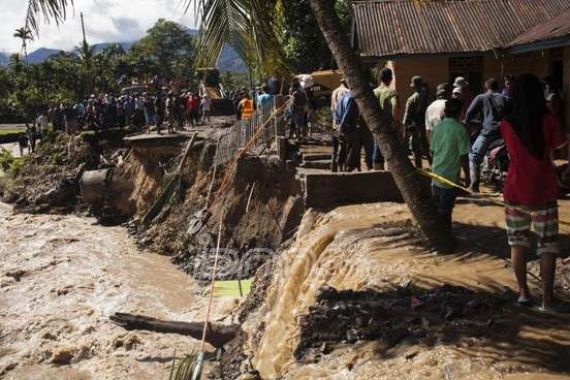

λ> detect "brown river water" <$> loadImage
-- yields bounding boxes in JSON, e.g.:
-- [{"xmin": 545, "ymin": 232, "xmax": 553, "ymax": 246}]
[{"xmin": 0, "ymin": 202, "xmax": 235, "ymax": 379}]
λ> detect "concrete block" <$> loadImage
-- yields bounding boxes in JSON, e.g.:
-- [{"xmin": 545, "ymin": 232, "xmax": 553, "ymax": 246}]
[
  {"xmin": 304, "ymin": 171, "xmax": 405, "ymax": 209},
  {"xmin": 299, "ymin": 160, "xmax": 332, "ymax": 170},
  {"xmin": 303, "ymin": 153, "xmax": 331, "ymax": 161}
]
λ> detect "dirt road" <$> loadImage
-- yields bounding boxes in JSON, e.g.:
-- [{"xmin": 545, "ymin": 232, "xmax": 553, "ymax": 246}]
[{"xmin": 0, "ymin": 202, "xmax": 235, "ymax": 379}]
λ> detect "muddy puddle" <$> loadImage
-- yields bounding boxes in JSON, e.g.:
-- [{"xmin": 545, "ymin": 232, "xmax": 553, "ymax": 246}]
[
  {"xmin": 250, "ymin": 200, "xmax": 570, "ymax": 379},
  {"xmin": 0, "ymin": 202, "xmax": 236, "ymax": 379}
]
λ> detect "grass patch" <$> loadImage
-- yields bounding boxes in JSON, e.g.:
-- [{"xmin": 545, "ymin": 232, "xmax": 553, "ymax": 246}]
[{"xmin": 0, "ymin": 128, "xmax": 25, "ymax": 136}]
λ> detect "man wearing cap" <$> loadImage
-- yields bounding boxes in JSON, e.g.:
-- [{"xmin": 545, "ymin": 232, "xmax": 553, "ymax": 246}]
[
  {"xmin": 403, "ymin": 75, "xmax": 430, "ymax": 168},
  {"xmin": 453, "ymin": 76, "xmax": 473, "ymax": 120},
  {"xmin": 331, "ymin": 78, "xmax": 349, "ymax": 128},
  {"xmin": 335, "ymin": 88, "xmax": 371, "ymax": 172},
  {"xmin": 425, "ymin": 83, "xmax": 451, "ymax": 144}
]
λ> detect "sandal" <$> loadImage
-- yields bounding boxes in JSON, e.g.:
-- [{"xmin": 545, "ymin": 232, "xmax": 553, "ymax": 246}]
[
  {"xmin": 516, "ymin": 296, "xmax": 534, "ymax": 307},
  {"xmin": 538, "ymin": 303, "xmax": 570, "ymax": 314}
]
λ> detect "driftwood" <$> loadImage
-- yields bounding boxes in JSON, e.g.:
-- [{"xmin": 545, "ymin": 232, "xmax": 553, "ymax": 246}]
[{"xmin": 110, "ymin": 312, "xmax": 240, "ymax": 349}]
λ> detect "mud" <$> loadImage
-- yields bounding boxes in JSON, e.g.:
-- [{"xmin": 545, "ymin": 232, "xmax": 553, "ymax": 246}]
[
  {"xmin": 296, "ymin": 284, "xmax": 518, "ymax": 362},
  {"xmin": 136, "ymin": 151, "xmax": 303, "ymax": 281}
]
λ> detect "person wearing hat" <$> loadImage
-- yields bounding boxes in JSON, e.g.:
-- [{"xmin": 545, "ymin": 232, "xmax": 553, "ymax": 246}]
[
  {"xmin": 453, "ymin": 76, "xmax": 473, "ymax": 120},
  {"xmin": 403, "ymin": 75, "xmax": 430, "ymax": 168},
  {"xmin": 331, "ymin": 78, "xmax": 349, "ymax": 128},
  {"xmin": 430, "ymin": 98, "xmax": 471, "ymax": 228},
  {"xmin": 425, "ymin": 83, "xmax": 451, "ymax": 144}
]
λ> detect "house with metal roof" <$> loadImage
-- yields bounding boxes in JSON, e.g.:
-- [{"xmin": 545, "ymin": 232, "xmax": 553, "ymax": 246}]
[{"xmin": 351, "ymin": 0, "xmax": 570, "ymax": 128}]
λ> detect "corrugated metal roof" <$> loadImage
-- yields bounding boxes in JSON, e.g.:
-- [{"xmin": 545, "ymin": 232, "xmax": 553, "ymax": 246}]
[
  {"xmin": 353, "ymin": 0, "xmax": 570, "ymax": 58},
  {"xmin": 508, "ymin": 8, "xmax": 570, "ymax": 47}
]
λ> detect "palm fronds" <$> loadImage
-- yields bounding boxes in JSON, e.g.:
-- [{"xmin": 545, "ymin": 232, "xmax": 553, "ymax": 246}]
[
  {"xmin": 186, "ymin": 0, "xmax": 291, "ymax": 76},
  {"xmin": 169, "ymin": 351, "xmax": 203, "ymax": 380},
  {"xmin": 24, "ymin": 0, "xmax": 74, "ymax": 37}
]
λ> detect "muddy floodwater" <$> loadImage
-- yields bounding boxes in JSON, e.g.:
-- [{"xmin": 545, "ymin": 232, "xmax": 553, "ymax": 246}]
[
  {"xmin": 0, "ymin": 202, "xmax": 234, "ymax": 379},
  {"xmin": 2, "ymin": 193, "xmax": 570, "ymax": 379},
  {"xmin": 250, "ymin": 201, "xmax": 570, "ymax": 379}
]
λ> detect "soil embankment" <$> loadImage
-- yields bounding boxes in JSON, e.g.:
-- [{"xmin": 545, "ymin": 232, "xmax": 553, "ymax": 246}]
[{"xmin": 0, "ymin": 128, "xmax": 136, "ymax": 215}]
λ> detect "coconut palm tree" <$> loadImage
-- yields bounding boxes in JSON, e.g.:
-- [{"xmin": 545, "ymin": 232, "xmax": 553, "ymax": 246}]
[
  {"xmin": 13, "ymin": 27, "xmax": 34, "ymax": 63},
  {"xmin": 188, "ymin": 0, "xmax": 455, "ymax": 250},
  {"xmin": 23, "ymin": 0, "xmax": 454, "ymax": 251},
  {"xmin": 78, "ymin": 40, "xmax": 96, "ymax": 93}
]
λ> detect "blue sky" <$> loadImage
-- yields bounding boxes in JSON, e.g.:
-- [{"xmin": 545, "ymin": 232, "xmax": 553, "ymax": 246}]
[{"xmin": 1, "ymin": 0, "xmax": 197, "ymax": 53}]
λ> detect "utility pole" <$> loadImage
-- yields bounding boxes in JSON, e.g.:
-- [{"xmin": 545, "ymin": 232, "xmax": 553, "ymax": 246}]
[
  {"xmin": 80, "ymin": 12, "xmax": 93, "ymax": 94},
  {"xmin": 80, "ymin": 12, "xmax": 87, "ymax": 45}
]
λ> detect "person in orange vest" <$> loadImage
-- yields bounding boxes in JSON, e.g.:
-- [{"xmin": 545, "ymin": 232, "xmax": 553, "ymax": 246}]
[{"xmin": 238, "ymin": 94, "xmax": 255, "ymax": 121}]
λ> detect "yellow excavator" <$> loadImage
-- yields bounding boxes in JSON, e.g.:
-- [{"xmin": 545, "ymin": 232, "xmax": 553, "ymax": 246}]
[{"xmin": 195, "ymin": 68, "xmax": 235, "ymax": 116}]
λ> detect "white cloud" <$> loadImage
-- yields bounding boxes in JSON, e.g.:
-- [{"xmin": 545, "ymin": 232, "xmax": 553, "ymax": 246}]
[{"xmin": 0, "ymin": 0, "xmax": 197, "ymax": 53}]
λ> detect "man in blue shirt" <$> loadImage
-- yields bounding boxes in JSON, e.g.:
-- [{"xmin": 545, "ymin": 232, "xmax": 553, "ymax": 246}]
[
  {"xmin": 465, "ymin": 78, "xmax": 509, "ymax": 192},
  {"xmin": 256, "ymin": 85, "xmax": 274, "ymax": 121},
  {"xmin": 335, "ymin": 90, "xmax": 373, "ymax": 172}
]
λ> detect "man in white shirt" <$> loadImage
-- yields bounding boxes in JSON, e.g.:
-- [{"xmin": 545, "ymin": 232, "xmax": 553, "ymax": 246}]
[
  {"xmin": 425, "ymin": 83, "xmax": 451, "ymax": 144},
  {"xmin": 331, "ymin": 78, "xmax": 349, "ymax": 130},
  {"xmin": 36, "ymin": 111, "xmax": 49, "ymax": 138}
]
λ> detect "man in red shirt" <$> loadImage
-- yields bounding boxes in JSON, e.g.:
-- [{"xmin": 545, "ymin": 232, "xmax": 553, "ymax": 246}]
[{"xmin": 186, "ymin": 92, "xmax": 200, "ymax": 127}]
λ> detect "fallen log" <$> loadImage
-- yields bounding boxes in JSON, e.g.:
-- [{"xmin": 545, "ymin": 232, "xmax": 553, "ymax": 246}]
[{"xmin": 109, "ymin": 312, "xmax": 240, "ymax": 349}]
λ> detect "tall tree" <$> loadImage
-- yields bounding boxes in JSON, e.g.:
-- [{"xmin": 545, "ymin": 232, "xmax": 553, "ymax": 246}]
[
  {"xmin": 78, "ymin": 40, "xmax": 96, "ymax": 94},
  {"xmin": 13, "ymin": 27, "xmax": 34, "ymax": 63},
  {"xmin": 308, "ymin": 0, "xmax": 454, "ymax": 250},
  {"xmin": 279, "ymin": 0, "xmax": 352, "ymax": 72},
  {"xmin": 129, "ymin": 19, "xmax": 195, "ymax": 80}
]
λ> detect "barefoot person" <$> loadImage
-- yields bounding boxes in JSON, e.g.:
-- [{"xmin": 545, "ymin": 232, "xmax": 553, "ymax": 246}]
[{"xmin": 500, "ymin": 73, "xmax": 567, "ymax": 311}]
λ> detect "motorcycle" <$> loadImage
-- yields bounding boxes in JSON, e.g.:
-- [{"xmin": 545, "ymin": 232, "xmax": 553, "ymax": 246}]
[{"xmin": 480, "ymin": 138, "xmax": 509, "ymax": 191}]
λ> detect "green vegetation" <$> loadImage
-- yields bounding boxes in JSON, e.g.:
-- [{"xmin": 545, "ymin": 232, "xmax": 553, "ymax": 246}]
[
  {"xmin": 0, "ymin": 148, "xmax": 29, "ymax": 177},
  {"xmin": 0, "ymin": 19, "xmax": 195, "ymax": 122},
  {"xmin": 0, "ymin": 128, "xmax": 25, "ymax": 136}
]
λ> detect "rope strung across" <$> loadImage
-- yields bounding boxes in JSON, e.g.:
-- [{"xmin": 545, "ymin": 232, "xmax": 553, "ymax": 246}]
[
  {"xmin": 418, "ymin": 168, "xmax": 570, "ymax": 300},
  {"xmin": 417, "ymin": 169, "xmax": 570, "ymax": 227}
]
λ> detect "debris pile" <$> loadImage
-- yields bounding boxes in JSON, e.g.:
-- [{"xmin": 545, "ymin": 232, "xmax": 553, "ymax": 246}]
[{"xmin": 295, "ymin": 284, "xmax": 512, "ymax": 362}]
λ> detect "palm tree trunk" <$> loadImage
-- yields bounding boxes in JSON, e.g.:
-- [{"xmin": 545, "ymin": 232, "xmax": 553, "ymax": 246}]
[{"xmin": 308, "ymin": 0, "xmax": 455, "ymax": 251}]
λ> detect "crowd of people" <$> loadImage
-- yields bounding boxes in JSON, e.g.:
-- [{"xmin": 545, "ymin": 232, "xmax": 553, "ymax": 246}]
[
  {"xmin": 41, "ymin": 90, "xmax": 214, "ymax": 135},
  {"xmin": 333, "ymin": 69, "xmax": 567, "ymax": 312}
]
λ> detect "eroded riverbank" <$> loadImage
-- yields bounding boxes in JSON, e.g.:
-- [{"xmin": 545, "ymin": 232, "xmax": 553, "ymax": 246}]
[{"xmin": 0, "ymin": 202, "xmax": 235, "ymax": 379}]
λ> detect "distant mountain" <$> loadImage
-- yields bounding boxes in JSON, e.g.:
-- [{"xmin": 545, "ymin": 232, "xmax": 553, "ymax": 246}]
[
  {"xmin": 72, "ymin": 41, "xmax": 136, "ymax": 55},
  {"xmin": 0, "ymin": 37, "xmax": 246, "ymax": 72},
  {"xmin": 219, "ymin": 46, "xmax": 247, "ymax": 73},
  {"xmin": 28, "ymin": 48, "xmax": 63, "ymax": 64}
]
